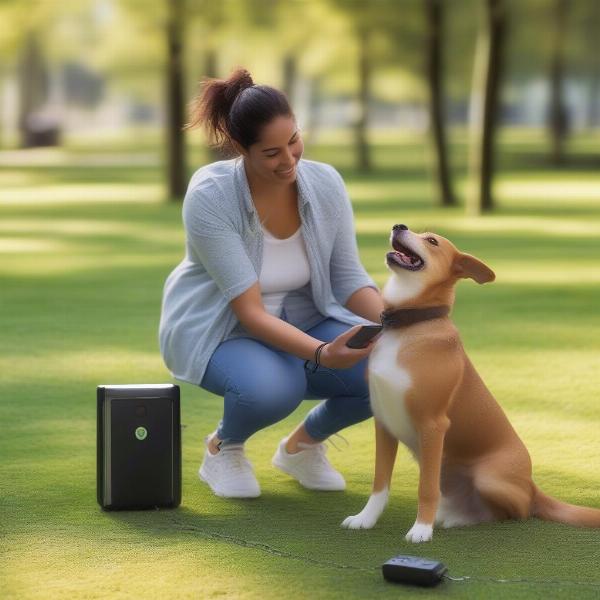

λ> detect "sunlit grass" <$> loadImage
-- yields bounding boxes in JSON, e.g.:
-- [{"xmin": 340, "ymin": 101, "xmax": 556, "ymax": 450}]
[
  {"xmin": 2, "ymin": 132, "xmax": 600, "ymax": 599},
  {"xmin": 0, "ymin": 147, "xmax": 158, "ymax": 169},
  {"xmin": 0, "ymin": 238, "xmax": 67, "ymax": 253},
  {"xmin": 0, "ymin": 217, "xmax": 182, "ymax": 244},
  {"xmin": 353, "ymin": 214, "xmax": 600, "ymax": 236},
  {"xmin": 0, "ymin": 350, "xmax": 162, "ymax": 384},
  {"xmin": 497, "ymin": 178, "xmax": 600, "ymax": 201},
  {"xmin": 0, "ymin": 182, "xmax": 163, "ymax": 204}
]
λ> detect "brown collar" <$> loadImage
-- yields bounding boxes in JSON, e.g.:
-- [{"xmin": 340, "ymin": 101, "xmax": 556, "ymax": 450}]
[{"xmin": 380, "ymin": 305, "xmax": 450, "ymax": 329}]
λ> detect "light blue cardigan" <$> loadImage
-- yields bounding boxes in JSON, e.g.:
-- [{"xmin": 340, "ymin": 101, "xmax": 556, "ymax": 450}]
[{"xmin": 159, "ymin": 157, "xmax": 378, "ymax": 385}]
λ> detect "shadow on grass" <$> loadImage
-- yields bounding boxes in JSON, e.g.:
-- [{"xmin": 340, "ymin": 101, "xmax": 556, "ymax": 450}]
[{"xmin": 97, "ymin": 471, "xmax": 600, "ymax": 584}]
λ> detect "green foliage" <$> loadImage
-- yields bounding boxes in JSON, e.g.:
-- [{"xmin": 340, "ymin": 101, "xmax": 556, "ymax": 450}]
[
  {"xmin": 1, "ymin": 0, "xmax": 597, "ymax": 119},
  {"xmin": 1, "ymin": 130, "xmax": 600, "ymax": 598},
  {"xmin": 505, "ymin": 0, "xmax": 599, "ymax": 83}
]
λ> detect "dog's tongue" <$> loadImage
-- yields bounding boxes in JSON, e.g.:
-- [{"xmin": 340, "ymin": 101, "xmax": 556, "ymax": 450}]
[{"xmin": 399, "ymin": 253, "xmax": 412, "ymax": 264}]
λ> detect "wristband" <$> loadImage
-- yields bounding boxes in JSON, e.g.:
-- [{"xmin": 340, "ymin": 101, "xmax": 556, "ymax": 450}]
[{"xmin": 305, "ymin": 342, "xmax": 329, "ymax": 373}]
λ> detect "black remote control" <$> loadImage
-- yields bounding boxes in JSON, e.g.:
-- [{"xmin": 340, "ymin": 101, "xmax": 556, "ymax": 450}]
[{"xmin": 382, "ymin": 555, "xmax": 448, "ymax": 587}]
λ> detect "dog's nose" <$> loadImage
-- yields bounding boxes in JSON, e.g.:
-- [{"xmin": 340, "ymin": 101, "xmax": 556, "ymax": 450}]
[{"xmin": 393, "ymin": 224, "xmax": 408, "ymax": 231}]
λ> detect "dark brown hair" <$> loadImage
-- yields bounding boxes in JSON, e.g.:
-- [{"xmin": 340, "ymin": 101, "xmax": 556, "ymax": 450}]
[{"xmin": 186, "ymin": 68, "xmax": 293, "ymax": 156}]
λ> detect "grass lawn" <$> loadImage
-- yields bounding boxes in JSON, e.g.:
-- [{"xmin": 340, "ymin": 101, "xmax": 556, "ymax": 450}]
[{"xmin": 1, "ymin": 130, "xmax": 600, "ymax": 599}]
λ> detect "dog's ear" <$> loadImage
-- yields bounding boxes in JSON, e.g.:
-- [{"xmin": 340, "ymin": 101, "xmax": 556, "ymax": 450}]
[{"xmin": 454, "ymin": 253, "xmax": 495, "ymax": 284}]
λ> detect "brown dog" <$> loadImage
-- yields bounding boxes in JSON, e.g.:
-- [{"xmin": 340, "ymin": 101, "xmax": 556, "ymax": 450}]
[{"xmin": 342, "ymin": 224, "xmax": 600, "ymax": 542}]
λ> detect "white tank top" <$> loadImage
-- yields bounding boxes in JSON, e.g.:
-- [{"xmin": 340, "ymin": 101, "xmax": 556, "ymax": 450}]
[{"xmin": 259, "ymin": 224, "xmax": 311, "ymax": 317}]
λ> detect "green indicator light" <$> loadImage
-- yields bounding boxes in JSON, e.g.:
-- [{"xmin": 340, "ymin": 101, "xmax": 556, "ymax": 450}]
[{"xmin": 135, "ymin": 426, "xmax": 148, "ymax": 441}]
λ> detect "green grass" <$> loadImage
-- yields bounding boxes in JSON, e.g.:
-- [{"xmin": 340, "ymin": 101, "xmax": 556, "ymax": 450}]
[{"xmin": 1, "ymin": 130, "xmax": 600, "ymax": 599}]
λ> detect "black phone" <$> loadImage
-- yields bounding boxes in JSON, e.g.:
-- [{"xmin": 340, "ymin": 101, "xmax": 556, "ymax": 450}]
[{"xmin": 345, "ymin": 325, "xmax": 383, "ymax": 349}]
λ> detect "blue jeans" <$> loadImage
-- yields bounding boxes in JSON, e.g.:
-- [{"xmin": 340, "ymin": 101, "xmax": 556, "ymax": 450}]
[{"xmin": 199, "ymin": 317, "xmax": 372, "ymax": 444}]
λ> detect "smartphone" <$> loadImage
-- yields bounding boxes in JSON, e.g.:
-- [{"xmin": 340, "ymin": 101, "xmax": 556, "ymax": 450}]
[{"xmin": 345, "ymin": 325, "xmax": 383, "ymax": 349}]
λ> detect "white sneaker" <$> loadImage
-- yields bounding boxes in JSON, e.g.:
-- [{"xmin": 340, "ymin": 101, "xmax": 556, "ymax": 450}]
[
  {"xmin": 198, "ymin": 441, "xmax": 261, "ymax": 498},
  {"xmin": 271, "ymin": 438, "xmax": 346, "ymax": 491}
]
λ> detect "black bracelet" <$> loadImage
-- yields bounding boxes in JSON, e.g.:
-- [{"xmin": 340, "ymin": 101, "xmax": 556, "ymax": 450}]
[
  {"xmin": 315, "ymin": 342, "xmax": 328, "ymax": 366},
  {"xmin": 305, "ymin": 342, "xmax": 329, "ymax": 373}
]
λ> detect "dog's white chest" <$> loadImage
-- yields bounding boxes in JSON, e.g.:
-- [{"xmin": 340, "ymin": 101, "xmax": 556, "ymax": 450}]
[{"xmin": 368, "ymin": 332, "xmax": 419, "ymax": 453}]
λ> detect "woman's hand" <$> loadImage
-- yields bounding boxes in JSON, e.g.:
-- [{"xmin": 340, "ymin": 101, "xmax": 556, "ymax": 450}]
[{"xmin": 318, "ymin": 325, "xmax": 378, "ymax": 370}]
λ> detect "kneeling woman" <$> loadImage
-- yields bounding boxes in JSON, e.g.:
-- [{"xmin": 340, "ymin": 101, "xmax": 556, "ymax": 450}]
[{"xmin": 159, "ymin": 68, "xmax": 384, "ymax": 498}]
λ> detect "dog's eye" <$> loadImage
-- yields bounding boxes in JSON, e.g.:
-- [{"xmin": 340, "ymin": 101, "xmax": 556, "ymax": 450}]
[{"xmin": 426, "ymin": 237, "xmax": 439, "ymax": 246}]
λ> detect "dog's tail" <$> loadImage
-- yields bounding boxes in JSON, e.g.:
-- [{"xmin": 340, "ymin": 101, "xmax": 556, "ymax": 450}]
[{"xmin": 532, "ymin": 485, "xmax": 600, "ymax": 527}]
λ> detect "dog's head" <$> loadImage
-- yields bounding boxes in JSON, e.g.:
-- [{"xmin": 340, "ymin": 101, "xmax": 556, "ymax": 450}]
[{"xmin": 383, "ymin": 224, "xmax": 495, "ymax": 308}]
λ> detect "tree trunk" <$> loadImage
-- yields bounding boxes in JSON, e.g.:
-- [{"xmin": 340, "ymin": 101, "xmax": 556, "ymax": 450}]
[
  {"xmin": 166, "ymin": 0, "xmax": 187, "ymax": 201},
  {"xmin": 282, "ymin": 54, "xmax": 297, "ymax": 102},
  {"xmin": 355, "ymin": 26, "xmax": 371, "ymax": 171},
  {"xmin": 587, "ymin": 71, "xmax": 599, "ymax": 129},
  {"xmin": 18, "ymin": 32, "xmax": 49, "ymax": 148},
  {"xmin": 548, "ymin": 0, "xmax": 569, "ymax": 165},
  {"xmin": 204, "ymin": 48, "xmax": 221, "ymax": 162},
  {"xmin": 205, "ymin": 48, "xmax": 217, "ymax": 80},
  {"xmin": 424, "ymin": 0, "xmax": 455, "ymax": 207},
  {"xmin": 467, "ymin": 0, "xmax": 507, "ymax": 215},
  {"xmin": 586, "ymin": 1, "xmax": 600, "ymax": 129},
  {"xmin": 303, "ymin": 75, "xmax": 322, "ymax": 146},
  {"xmin": 0, "ymin": 67, "xmax": 3, "ymax": 148}
]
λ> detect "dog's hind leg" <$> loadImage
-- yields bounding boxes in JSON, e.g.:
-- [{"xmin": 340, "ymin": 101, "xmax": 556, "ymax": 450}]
[
  {"xmin": 472, "ymin": 454, "xmax": 534, "ymax": 521},
  {"xmin": 435, "ymin": 480, "xmax": 496, "ymax": 529},
  {"xmin": 341, "ymin": 420, "xmax": 398, "ymax": 529}
]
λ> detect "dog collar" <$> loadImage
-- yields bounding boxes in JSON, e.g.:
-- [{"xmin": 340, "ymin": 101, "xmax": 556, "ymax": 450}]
[{"xmin": 380, "ymin": 305, "xmax": 450, "ymax": 329}]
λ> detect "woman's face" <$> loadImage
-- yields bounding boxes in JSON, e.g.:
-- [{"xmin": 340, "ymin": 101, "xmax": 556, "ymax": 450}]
[{"xmin": 242, "ymin": 115, "xmax": 304, "ymax": 185}]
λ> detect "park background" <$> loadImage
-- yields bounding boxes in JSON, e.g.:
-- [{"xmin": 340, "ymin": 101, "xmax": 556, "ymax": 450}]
[{"xmin": 1, "ymin": 0, "xmax": 599, "ymax": 598}]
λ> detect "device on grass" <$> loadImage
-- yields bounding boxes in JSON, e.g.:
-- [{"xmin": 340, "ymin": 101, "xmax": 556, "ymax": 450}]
[
  {"xmin": 382, "ymin": 555, "xmax": 447, "ymax": 587},
  {"xmin": 97, "ymin": 384, "xmax": 181, "ymax": 511},
  {"xmin": 345, "ymin": 325, "xmax": 383, "ymax": 349}
]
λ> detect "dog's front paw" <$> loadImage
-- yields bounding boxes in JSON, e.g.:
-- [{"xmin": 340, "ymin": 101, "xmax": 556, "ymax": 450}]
[
  {"xmin": 405, "ymin": 521, "xmax": 433, "ymax": 543},
  {"xmin": 341, "ymin": 511, "xmax": 377, "ymax": 529},
  {"xmin": 341, "ymin": 490, "xmax": 389, "ymax": 530}
]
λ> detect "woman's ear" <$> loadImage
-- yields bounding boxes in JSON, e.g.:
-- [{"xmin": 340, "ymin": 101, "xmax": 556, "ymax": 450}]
[{"xmin": 454, "ymin": 253, "xmax": 495, "ymax": 284}]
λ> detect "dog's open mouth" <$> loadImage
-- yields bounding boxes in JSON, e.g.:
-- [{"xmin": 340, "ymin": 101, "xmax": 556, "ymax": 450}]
[{"xmin": 386, "ymin": 239, "xmax": 425, "ymax": 271}]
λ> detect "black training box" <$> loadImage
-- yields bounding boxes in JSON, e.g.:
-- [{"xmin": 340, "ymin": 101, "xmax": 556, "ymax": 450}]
[{"xmin": 97, "ymin": 384, "xmax": 181, "ymax": 510}]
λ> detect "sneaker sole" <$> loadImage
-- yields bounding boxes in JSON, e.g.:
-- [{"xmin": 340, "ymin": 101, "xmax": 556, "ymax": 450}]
[
  {"xmin": 198, "ymin": 467, "xmax": 261, "ymax": 498},
  {"xmin": 271, "ymin": 457, "xmax": 346, "ymax": 491}
]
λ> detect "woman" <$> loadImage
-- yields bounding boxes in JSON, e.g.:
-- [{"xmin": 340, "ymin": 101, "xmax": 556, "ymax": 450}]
[{"xmin": 159, "ymin": 68, "xmax": 385, "ymax": 499}]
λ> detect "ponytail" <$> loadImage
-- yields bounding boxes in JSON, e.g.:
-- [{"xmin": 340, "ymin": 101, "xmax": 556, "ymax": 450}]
[{"xmin": 186, "ymin": 67, "xmax": 293, "ymax": 156}]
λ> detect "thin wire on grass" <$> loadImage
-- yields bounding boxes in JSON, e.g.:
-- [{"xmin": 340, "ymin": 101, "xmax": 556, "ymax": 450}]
[
  {"xmin": 444, "ymin": 574, "xmax": 600, "ymax": 588},
  {"xmin": 168, "ymin": 516, "xmax": 375, "ymax": 573},
  {"xmin": 168, "ymin": 517, "xmax": 600, "ymax": 589}
]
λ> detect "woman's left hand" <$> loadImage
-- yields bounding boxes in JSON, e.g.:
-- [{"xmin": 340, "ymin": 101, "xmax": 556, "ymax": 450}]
[{"xmin": 318, "ymin": 325, "xmax": 377, "ymax": 370}]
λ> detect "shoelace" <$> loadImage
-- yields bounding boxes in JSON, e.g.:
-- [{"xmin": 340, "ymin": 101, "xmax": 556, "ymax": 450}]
[
  {"xmin": 295, "ymin": 432, "xmax": 350, "ymax": 460},
  {"xmin": 216, "ymin": 443, "xmax": 251, "ymax": 474},
  {"xmin": 326, "ymin": 432, "xmax": 350, "ymax": 451},
  {"xmin": 295, "ymin": 441, "xmax": 340, "ymax": 472}
]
